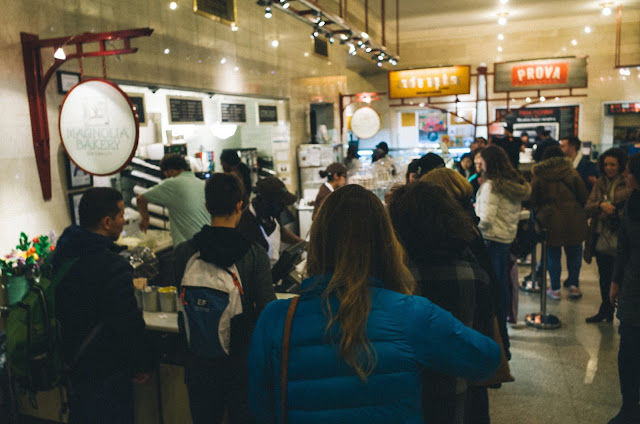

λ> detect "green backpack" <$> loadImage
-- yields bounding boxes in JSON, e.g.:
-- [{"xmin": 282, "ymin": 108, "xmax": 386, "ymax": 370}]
[{"xmin": 6, "ymin": 259, "xmax": 76, "ymax": 396}]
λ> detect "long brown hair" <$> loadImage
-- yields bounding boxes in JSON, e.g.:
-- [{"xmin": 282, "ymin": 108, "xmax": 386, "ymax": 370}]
[
  {"xmin": 307, "ymin": 184, "xmax": 415, "ymax": 380},
  {"xmin": 480, "ymin": 145, "xmax": 521, "ymax": 181}
]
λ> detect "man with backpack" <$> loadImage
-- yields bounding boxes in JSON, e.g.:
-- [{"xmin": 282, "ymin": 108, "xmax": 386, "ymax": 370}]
[
  {"xmin": 175, "ymin": 173, "xmax": 276, "ymax": 424},
  {"xmin": 53, "ymin": 187, "xmax": 157, "ymax": 423}
]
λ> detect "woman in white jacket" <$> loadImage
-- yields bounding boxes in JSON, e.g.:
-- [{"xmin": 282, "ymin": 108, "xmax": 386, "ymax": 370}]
[{"xmin": 475, "ymin": 145, "xmax": 531, "ymax": 320}]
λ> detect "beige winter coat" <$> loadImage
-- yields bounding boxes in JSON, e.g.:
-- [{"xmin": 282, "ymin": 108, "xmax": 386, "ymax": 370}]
[{"xmin": 475, "ymin": 177, "xmax": 531, "ymax": 244}]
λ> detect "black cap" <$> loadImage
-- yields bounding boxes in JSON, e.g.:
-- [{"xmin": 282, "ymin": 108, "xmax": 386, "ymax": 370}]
[
  {"xmin": 416, "ymin": 153, "xmax": 445, "ymax": 177},
  {"xmin": 256, "ymin": 177, "xmax": 297, "ymax": 205},
  {"xmin": 375, "ymin": 142, "xmax": 389, "ymax": 153}
]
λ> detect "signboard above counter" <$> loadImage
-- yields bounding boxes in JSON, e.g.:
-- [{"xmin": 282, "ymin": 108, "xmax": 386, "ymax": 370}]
[
  {"xmin": 493, "ymin": 57, "xmax": 588, "ymax": 92},
  {"xmin": 388, "ymin": 65, "xmax": 471, "ymax": 99},
  {"xmin": 168, "ymin": 96, "xmax": 204, "ymax": 124},
  {"xmin": 221, "ymin": 102, "xmax": 247, "ymax": 123}
]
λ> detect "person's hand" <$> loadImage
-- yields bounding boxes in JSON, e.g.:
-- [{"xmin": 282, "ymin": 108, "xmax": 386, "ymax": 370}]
[
  {"xmin": 132, "ymin": 372, "xmax": 150, "ymax": 384},
  {"xmin": 610, "ymin": 282, "xmax": 620, "ymax": 308},
  {"xmin": 139, "ymin": 216, "xmax": 150, "ymax": 232},
  {"xmin": 600, "ymin": 202, "xmax": 616, "ymax": 215},
  {"xmin": 588, "ymin": 175, "xmax": 597, "ymax": 185}
]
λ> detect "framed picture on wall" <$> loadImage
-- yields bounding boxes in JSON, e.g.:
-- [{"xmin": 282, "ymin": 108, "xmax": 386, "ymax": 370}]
[
  {"xmin": 126, "ymin": 93, "xmax": 147, "ymax": 126},
  {"xmin": 65, "ymin": 154, "xmax": 93, "ymax": 189},
  {"xmin": 68, "ymin": 192, "xmax": 84, "ymax": 226},
  {"xmin": 56, "ymin": 71, "xmax": 81, "ymax": 95}
]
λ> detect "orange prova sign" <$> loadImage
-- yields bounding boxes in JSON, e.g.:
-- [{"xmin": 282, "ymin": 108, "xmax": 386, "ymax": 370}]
[
  {"xmin": 511, "ymin": 62, "xmax": 569, "ymax": 86},
  {"xmin": 388, "ymin": 66, "xmax": 471, "ymax": 99}
]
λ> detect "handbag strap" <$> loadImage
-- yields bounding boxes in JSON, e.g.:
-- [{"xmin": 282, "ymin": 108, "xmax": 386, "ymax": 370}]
[{"xmin": 281, "ymin": 296, "xmax": 300, "ymax": 424}]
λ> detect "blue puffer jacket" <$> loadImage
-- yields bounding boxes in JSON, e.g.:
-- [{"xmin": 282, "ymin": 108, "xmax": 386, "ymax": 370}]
[{"xmin": 249, "ymin": 275, "xmax": 501, "ymax": 424}]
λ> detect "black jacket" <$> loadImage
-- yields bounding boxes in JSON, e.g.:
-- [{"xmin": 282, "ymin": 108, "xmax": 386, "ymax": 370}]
[
  {"xmin": 173, "ymin": 226, "xmax": 276, "ymax": 355},
  {"xmin": 53, "ymin": 226, "xmax": 157, "ymax": 382}
]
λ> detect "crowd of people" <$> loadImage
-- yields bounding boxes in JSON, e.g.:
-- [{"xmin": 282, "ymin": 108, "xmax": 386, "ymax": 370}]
[{"xmin": 50, "ymin": 137, "xmax": 640, "ymax": 424}]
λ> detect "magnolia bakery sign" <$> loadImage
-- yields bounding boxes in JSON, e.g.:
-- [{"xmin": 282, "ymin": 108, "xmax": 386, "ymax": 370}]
[{"xmin": 59, "ymin": 79, "xmax": 139, "ymax": 175}]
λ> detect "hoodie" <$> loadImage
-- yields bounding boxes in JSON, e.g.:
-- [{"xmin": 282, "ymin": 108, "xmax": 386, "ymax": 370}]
[
  {"xmin": 173, "ymin": 226, "xmax": 276, "ymax": 354},
  {"xmin": 475, "ymin": 177, "xmax": 531, "ymax": 244},
  {"xmin": 53, "ymin": 226, "xmax": 156, "ymax": 381},
  {"xmin": 531, "ymin": 156, "xmax": 588, "ymax": 246}
]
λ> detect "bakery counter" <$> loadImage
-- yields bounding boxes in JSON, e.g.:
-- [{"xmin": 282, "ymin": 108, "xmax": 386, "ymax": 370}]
[{"xmin": 142, "ymin": 292, "xmax": 298, "ymax": 333}]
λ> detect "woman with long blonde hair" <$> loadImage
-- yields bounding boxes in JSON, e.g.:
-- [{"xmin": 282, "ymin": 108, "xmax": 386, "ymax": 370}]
[{"xmin": 249, "ymin": 184, "xmax": 501, "ymax": 424}]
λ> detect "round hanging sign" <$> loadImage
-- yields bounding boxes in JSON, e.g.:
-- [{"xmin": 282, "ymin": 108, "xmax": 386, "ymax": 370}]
[
  {"xmin": 350, "ymin": 106, "xmax": 381, "ymax": 140},
  {"xmin": 59, "ymin": 79, "xmax": 139, "ymax": 176}
]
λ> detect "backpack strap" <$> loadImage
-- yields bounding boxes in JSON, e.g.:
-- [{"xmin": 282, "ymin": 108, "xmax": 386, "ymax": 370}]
[
  {"xmin": 280, "ymin": 296, "xmax": 300, "ymax": 424},
  {"xmin": 222, "ymin": 267, "xmax": 244, "ymax": 296}
]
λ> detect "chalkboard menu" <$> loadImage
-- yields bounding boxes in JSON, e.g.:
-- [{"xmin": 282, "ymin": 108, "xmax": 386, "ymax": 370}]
[
  {"xmin": 127, "ymin": 93, "xmax": 146, "ymax": 126},
  {"xmin": 259, "ymin": 105, "xmax": 278, "ymax": 123},
  {"xmin": 221, "ymin": 103, "xmax": 246, "ymax": 123},
  {"xmin": 168, "ymin": 97, "xmax": 204, "ymax": 124}
]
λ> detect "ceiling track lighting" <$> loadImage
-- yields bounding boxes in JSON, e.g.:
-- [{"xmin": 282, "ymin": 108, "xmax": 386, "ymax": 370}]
[{"xmin": 256, "ymin": 0, "xmax": 398, "ymax": 66}]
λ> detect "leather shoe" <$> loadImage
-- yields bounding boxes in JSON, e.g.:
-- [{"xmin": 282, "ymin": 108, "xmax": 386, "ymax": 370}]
[{"xmin": 586, "ymin": 313, "xmax": 614, "ymax": 323}]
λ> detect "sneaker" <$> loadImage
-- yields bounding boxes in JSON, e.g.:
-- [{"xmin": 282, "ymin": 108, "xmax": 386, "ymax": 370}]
[
  {"xmin": 568, "ymin": 286, "xmax": 582, "ymax": 299},
  {"xmin": 546, "ymin": 289, "xmax": 561, "ymax": 300}
]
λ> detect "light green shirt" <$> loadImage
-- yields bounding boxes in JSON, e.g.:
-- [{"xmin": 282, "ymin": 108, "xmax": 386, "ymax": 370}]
[{"xmin": 142, "ymin": 171, "xmax": 210, "ymax": 245}]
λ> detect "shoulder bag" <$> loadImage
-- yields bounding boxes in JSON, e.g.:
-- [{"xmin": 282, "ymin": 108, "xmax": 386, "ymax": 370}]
[{"xmin": 280, "ymin": 296, "xmax": 300, "ymax": 424}]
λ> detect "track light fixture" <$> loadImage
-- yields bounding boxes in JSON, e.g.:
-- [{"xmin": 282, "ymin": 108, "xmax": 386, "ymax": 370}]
[{"xmin": 255, "ymin": 0, "xmax": 398, "ymax": 65}]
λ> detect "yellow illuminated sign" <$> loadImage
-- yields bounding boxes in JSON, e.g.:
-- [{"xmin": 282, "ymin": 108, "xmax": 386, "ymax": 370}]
[{"xmin": 388, "ymin": 66, "xmax": 471, "ymax": 99}]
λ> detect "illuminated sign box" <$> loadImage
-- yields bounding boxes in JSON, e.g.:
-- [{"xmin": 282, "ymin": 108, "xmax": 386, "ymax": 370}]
[
  {"xmin": 388, "ymin": 65, "xmax": 471, "ymax": 99},
  {"xmin": 607, "ymin": 103, "xmax": 640, "ymax": 114},
  {"xmin": 494, "ymin": 57, "xmax": 587, "ymax": 92}
]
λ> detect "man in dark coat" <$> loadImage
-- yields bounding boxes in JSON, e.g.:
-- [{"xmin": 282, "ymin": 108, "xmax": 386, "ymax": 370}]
[
  {"xmin": 560, "ymin": 136, "xmax": 599, "ymax": 193},
  {"xmin": 174, "ymin": 173, "xmax": 276, "ymax": 424},
  {"xmin": 53, "ymin": 187, "xmax": 157, "ymax": 424}
]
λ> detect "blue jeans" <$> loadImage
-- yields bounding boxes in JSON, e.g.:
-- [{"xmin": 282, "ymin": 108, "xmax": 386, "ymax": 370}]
[
  {"xmin": 486, "ymin": 240, "xmax": 511, "ymax": 319},
  {"xmin": 546, "ymin": 244, "xmax": 582, "ymax": 291},
  {"xmin": 68, "ymin": 372, "xmax": 134, "ymax": 424}
]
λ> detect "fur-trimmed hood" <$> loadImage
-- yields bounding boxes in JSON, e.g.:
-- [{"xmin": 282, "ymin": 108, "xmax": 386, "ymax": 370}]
[
  {"xmin": 491, "ymin": 177, "xmax": 531, "ymax": 201},
  {"xmin": 532, "ymin": 156, "xmax": 574, "ymax": 182}
]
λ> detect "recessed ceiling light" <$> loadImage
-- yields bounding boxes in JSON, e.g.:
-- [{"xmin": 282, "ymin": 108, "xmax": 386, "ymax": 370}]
[
  {"xmin": 271, "ymin": 40, "xmax": 279, "ymax": 47},
  {"xmin": 602, "ymin": 6, "xmax": 612, "ymax": 16},
  {"xmin": 571, "ymin": 39, "xmax": 578, "ymax": 46},
  {"xmin": 234, "ymin": 66, "xmax": 239, "ymax": 71},
  {"xmin": 304, "ymin": 52, "xmax": 309, "ymax": 57},
  {"xmin": 540, "ymin": 96, "xmax": 546, "ymax": 102},
  {"xmin": 555, "ymin": 97, "xmax": 560, "ymax": 101},
  {"xmin": 220, "ymin": 57, "xmax": 227, "ymax": 64},
  {"xmin": 526, "ymin": 97, "xmax": 531, "ymax": 103},
  {"xmin": 498, "ymin": 46, "xmax": 503, "ymax": 52},
  {"xmin": 584, "ymin": 26, "xmax": 592, "ymax": 33},
  {"xmin": 498, "ymin": 34, "xmax": 504, "ymax": 40},
  {"xmin": 169, "ymin": 2, "xmax": 177, "ymax": 10},
  {"xmin": 164, "ymin": 48, "xmax": 170, "ymax": 54}
]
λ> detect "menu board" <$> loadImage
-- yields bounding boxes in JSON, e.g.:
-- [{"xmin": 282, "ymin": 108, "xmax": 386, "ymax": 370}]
[
  {"xmin": 259, "ymin": 105, "xmax": 278, "ymax": 123},
  {"xmin": 221, "ymin": 103, "xmax": 247, "ymax": 123},
  {"xmin": 496, "ymin": 105, "xmax": 579, "ymax": 139},
  {"xmin": 168, "ymin": 97, "xmax": 204, "ymax": 124}
]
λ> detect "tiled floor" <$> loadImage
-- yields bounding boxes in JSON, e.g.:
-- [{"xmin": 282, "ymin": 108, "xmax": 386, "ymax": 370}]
[{"xmin": 489, "ymin": 255, "xmax": 622, "ymax": 424}]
